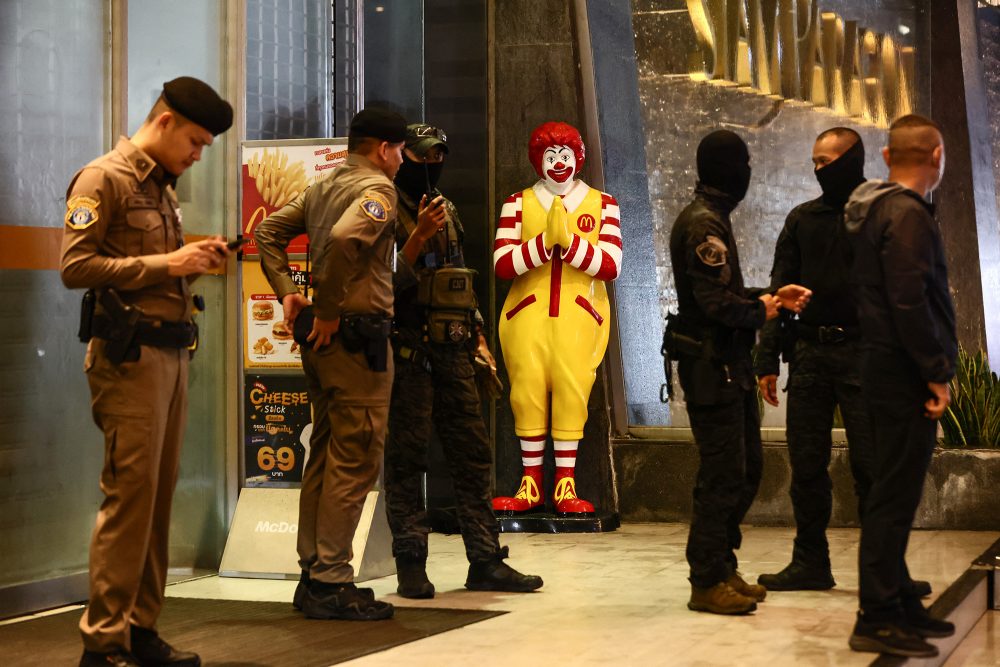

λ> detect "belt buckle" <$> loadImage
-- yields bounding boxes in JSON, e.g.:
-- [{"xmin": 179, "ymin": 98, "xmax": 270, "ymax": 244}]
[{"xmin": 819, "ymin": 326, "xmax": 845, "ymax": 344}]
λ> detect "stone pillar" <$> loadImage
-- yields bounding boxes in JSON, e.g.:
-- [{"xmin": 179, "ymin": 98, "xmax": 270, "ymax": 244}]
[
  {"xmin": 580, "ymin": 0, "xmax": 665, "ymax": 428},
  {"xmin": 930, "ymin": 0, "xmax": 1000, "ymax": 361}
]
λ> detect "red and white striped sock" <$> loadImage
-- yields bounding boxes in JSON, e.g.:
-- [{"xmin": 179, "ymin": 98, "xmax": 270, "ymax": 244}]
[
  {"xmin": 520, "ymin": 435, "xmax": 546, "ymax": 476},
  {"xmin": 553, "ymin": 439, "xmax": 579, "ymax": 477}
]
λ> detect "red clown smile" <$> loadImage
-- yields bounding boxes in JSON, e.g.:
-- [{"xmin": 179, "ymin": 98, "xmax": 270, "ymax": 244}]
[{"xmin": 546, "ymin": 164, "xmax": 572, "ymax": 183}]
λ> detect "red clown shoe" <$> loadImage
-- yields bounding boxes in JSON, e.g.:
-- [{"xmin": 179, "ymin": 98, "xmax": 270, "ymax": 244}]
[
  {"xmin": 553, "ymin": 475, "xmax": 595, "ymax": 515},
  {"xmin": 492, "ymin": 471, "xmax": 544, "ymax": 514}
]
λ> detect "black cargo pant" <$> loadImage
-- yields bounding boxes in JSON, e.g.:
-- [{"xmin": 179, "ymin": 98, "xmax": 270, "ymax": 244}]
[
  {"xmin": 684, "ymin": 380, "xmax": 764, "ymax": 589},
  {"xmin": 385, "ymin": 339, "xmax": 501, "ymax": 563},
  {"xmin": 858, "ymin": 350, "xmax": 936, "ymax": 622},
  {"xmin": 785, "ymin": 338, "xmax": 875, "ymax": 570}
]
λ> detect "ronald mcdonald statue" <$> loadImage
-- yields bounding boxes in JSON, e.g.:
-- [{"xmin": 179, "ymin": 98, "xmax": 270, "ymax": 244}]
[{"xmin": 492, "ymin": 121, "xmax": 621, "ymax": 516}]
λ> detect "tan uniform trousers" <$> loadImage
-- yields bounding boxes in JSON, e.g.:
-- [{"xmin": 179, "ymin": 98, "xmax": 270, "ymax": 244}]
[
  {"xmin": 79, "ymin": 339, "xmax": 188, "ymax": 652},
  {"xmin": 297, "ymin": 337, "xmax": 393, "ymax": 583}
]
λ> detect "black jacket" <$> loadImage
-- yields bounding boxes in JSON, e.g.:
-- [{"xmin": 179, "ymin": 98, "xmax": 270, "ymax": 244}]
[
  {"xmin": 669, "ymin": 183, "xmax": 767, "ymax": 388},
  {"xmin": 844, "ymin": 180, "xmax": 957, "ymax": 384},
  {"xmin": 755, "ymin": 195, "xmax": 859, "ymax": 377}
]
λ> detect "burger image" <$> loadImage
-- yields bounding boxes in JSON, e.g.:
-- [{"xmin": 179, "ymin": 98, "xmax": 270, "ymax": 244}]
[
  {"xmin": 272, "ymin": 320, "xmax": 293, "ymax": 340},
  {"xmin": 252, "ymin": 301, "xmax": 274, "ymax": 321}
]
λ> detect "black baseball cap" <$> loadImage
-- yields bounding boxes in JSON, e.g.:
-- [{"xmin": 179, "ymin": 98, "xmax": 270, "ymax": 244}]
[
  {"xmin": 162, "ymin": 76, "xmax": 233, "ymax": 135},
  {"xmin": 406, "ymin": 123, "xmax": 449, "ymax": 156},
  {"xmin": 349, "ymin": 109, "xmax": 408, "ymax": 143}
]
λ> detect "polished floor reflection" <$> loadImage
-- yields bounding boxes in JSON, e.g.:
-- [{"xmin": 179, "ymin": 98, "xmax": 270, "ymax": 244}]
[{"xmin": 160, "ymin": 524, "xmax": 998, "ymax": 666}]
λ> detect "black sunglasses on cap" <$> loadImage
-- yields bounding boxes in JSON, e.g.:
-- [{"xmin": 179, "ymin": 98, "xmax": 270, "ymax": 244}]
[{"xmin": 410, "ymin": 124, "xmax": 447, "ymax": 143}]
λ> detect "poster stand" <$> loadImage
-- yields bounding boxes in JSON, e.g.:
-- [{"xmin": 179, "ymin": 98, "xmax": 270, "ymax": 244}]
[{"xmin": 225, "ymin": 137, "xmax": 393, "ymax": 582}]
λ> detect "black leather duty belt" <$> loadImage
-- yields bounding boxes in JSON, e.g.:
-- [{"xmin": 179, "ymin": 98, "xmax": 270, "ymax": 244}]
[
  {"xmin": 796, "ymin": 323, "xmax": 859, "ymax": 344},
  {"xmin": 92, "ymin": 314, "xmax": 197, "ymax": 348}
]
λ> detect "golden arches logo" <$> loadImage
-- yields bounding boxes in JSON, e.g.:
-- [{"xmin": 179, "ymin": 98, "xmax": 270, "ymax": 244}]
[
  {"xmin": 577, "ymin": 214, "xmax": 596, "ymax": 233},
  {"xmin": 245, "ymin": 205, "xmax": 268, "ymax": 234}
]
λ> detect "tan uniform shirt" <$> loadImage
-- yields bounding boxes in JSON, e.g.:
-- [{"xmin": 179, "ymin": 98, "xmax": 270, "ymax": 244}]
[
  {"xmin": 256, "ymin": 153, "xmax": 408, "ymax": 321},
  {"xmin": 61, "ymin": 137, "xmax": 191, "ymax": 322}
]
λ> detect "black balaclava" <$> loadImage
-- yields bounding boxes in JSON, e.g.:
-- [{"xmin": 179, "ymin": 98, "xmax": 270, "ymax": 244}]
[
  {"xmin": 815, "ymin": 137, "xmax": 866, "ymax": 208},
  {"xmin": 696, "ymin": 130, "xmax": 752, "ymax": 202},
  {"xmin": 395, "ymin": 153, "xmax": 444, "ymax": 202}
]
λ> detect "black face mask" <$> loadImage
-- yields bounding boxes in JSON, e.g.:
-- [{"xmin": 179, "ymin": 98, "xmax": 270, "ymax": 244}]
[
  {"xmin": 696, "ymin": 130, "xmax": 752, "ymax": 202},
  {"xmin": 815, "ymin": 139, "xmax": 866, "ymax": 208},
  {"xmin": 394, "ymin": 154, "xmax": 444, "ymax": 201}
]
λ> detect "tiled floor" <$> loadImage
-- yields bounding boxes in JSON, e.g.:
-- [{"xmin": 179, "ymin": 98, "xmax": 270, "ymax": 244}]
[{"xmin": 164, "ymin": 524, "xmax": 999, "ymax": 667}]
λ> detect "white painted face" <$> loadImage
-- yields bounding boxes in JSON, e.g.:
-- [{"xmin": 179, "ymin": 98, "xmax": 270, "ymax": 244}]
[{"xmin": 542, "ymin": 145, "xmax": 577, "ymax": 187}]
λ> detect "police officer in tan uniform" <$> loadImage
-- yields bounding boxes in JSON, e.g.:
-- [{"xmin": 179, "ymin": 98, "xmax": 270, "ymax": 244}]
[
  {"xmin": 61, "ymin": 77, "xmax": 232, "ymax": 667},
  {"xmin": 255, "ymin": 108, "xmax": 422, "ymax": 621}
]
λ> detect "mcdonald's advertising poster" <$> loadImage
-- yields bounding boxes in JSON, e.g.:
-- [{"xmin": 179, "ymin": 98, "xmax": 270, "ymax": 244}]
[
  {"xmin": 244, "ymin": 374, "xmax": 312, "ymax": 486},
  {"xmin": 240, "ymin": 138, "xmax": 349, "ymax": 256}
]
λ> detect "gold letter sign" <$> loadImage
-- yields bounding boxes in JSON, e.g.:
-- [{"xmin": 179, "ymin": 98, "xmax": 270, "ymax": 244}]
[{"xmin": 686, "ymin": 0, "xmax": 914, "ymax": 127}]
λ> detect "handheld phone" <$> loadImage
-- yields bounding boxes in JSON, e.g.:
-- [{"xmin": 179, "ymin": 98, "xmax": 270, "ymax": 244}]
[{"xmin": 226, "ymin": 237, "xmax": 248, "ymax": 251}]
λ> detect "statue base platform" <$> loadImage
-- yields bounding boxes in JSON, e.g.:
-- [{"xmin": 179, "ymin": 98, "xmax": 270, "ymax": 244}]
[{"xmin": 496, "ymin": 510, "xmax": 620, "ymax": 534}]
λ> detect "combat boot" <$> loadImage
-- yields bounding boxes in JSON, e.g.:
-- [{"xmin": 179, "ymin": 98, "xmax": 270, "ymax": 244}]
[
  {"xmin": 292, "ymin": 569, "xmax": 309, "ymax": 611},
  {"xmin": 465, "ymin": 547, "xmax": 543, "ymax": 592},
  {"xmin": 303, "ymin": 581, "xmax": 394, "ymax": 621},
  {"xmin": 80, "ymin": 650, "xmax": 140, "ymax": 667},
  {"xmin": 130, "ymin": 626, "xmax": 200, "ymax": 666},
  {"xmin": 903, "ymin": 597, "xmax": 955, "ymax": 638},
  {"xmin": 726, "ymin": 572, "xmax": 766, "ymax": 602},
  {"xmin": 395, "ymin": 555, "xmax": 435, "ymax": 599},
  {"xmin": 492, "ymin": 471, "xmax": 544, "ymax": 514},
  {"xmin": 688, "ymin": 582, "xmax": 757, "ymax": 615},
  {"xmin": 757, "ymin": 561, "xmax": 835, "ymax": 591},
  {"xmin": 849, "ymin": 613, "xmax": 938, "ymax": 658}
]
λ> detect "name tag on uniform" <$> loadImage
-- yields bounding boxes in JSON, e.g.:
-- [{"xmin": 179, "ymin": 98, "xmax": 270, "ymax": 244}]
[{"xmin": 125, "ymin": 195, "xmax": 158, "ymax": 209}]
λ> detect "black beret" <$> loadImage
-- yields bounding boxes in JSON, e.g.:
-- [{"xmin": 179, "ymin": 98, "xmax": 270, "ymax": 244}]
[
  {"xmin": 162, "ymin": 76, "xmax": 233, "ymax": 135},
  {"xmin": 349, "ymin": 108, "xmax": 407, "ymax": 143}
]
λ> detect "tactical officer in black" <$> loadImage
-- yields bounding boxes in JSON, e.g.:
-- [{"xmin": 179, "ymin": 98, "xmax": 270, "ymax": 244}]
[
  {"xmin": 666, "ymin": 130, "xmax": 810, "ymax": 615},
  {"xmin": 754, "ymin": 128, "xmax": 875, "ymax": 591},
  {"xmin": 845, "ymin": 114, "xmax": 956, "ymax": 658},
  {"xmin": 385, "ymin": 123, "xmax": 542, "ymax": 598}
]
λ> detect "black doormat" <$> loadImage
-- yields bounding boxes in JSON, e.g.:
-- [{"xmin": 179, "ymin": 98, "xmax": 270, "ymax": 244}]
[{"xmin": 0, "ymin": 597, "xmax": 505, "ymax": 667}]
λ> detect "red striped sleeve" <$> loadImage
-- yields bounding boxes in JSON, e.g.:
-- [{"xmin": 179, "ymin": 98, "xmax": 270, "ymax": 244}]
[{"xmin": 493, "ymin": 192, "xmax": 551, "ymax": 279}]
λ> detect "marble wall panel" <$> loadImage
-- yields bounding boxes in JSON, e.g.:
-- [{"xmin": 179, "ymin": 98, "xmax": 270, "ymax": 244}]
[{"xmin": 632, "ymin": 0, "xmax": 931, "ymax": 426}]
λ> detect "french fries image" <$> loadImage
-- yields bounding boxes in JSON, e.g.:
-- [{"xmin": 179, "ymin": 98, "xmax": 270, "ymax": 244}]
[{"xmin": 246, "ymin": 149, "xmax": 310, "ymax": 209}]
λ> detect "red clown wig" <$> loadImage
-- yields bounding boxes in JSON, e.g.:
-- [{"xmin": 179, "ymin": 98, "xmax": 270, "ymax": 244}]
[{"xmin": 528, "ymin": 121, "xmax": 586, "ymax": 177}]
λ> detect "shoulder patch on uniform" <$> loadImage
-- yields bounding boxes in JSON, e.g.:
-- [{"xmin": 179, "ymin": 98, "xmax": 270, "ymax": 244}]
[
  {"xmin": 359, "ymin": 190, "xmax": 391, "ymax": 223},
  {"xmin": 65, "ymin": 196, "xmax": 100, "ymax": 230},
  {"xmin": 695, "ymin": 235, "xmax": 728, "ymax": 267}
]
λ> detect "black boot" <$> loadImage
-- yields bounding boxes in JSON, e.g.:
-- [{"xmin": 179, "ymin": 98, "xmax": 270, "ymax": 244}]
[
  {"xmin": 756, "ymin": 561, "xmax": 835, "ymax": 591},
  {"xmin": 80, "ymin": 650, "xmax": 140, "ymax": 667},
  {"xmin": 465, "ymin": 547, "xmax": 543, "ymax": 592},
  {"xmin": 910, "ymin": 579, "xmax": 933, "ymax": 598},
  {"xmin": 903, "ymin": 597, "xmax": 955, "ymax": 638},
  {"xmin": 302, "ymin": 581, "xmax": 394, "ymax": 621},
  {"xmin": 848, "ymin": 613, "xmax": 938, "ymax": 658},
  {"xmin": 395, "ymin": 556, "xmax": 435, "ymax": 599},
  {"xmin": 293, "ymin": 569, "xmax": 309, "ymax": 611},
  {"xmin": 130, "ymin": 626, "xmax": 200, "ymax": 666}
]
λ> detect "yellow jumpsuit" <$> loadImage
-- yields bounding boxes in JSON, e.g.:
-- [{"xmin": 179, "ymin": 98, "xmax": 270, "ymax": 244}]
[{"xmin": 498, "ymin": 186, "xmax": 611, "ymax": 440}]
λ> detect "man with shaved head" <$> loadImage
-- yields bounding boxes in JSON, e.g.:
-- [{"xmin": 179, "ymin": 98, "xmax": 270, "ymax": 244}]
[
  {"xmin": 844, "ymin": 114, "xmax": 957, "ymax": 658},
  {"xmin": 755, "ymin": 127, "xmax": 876, "ymax": 593}
]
